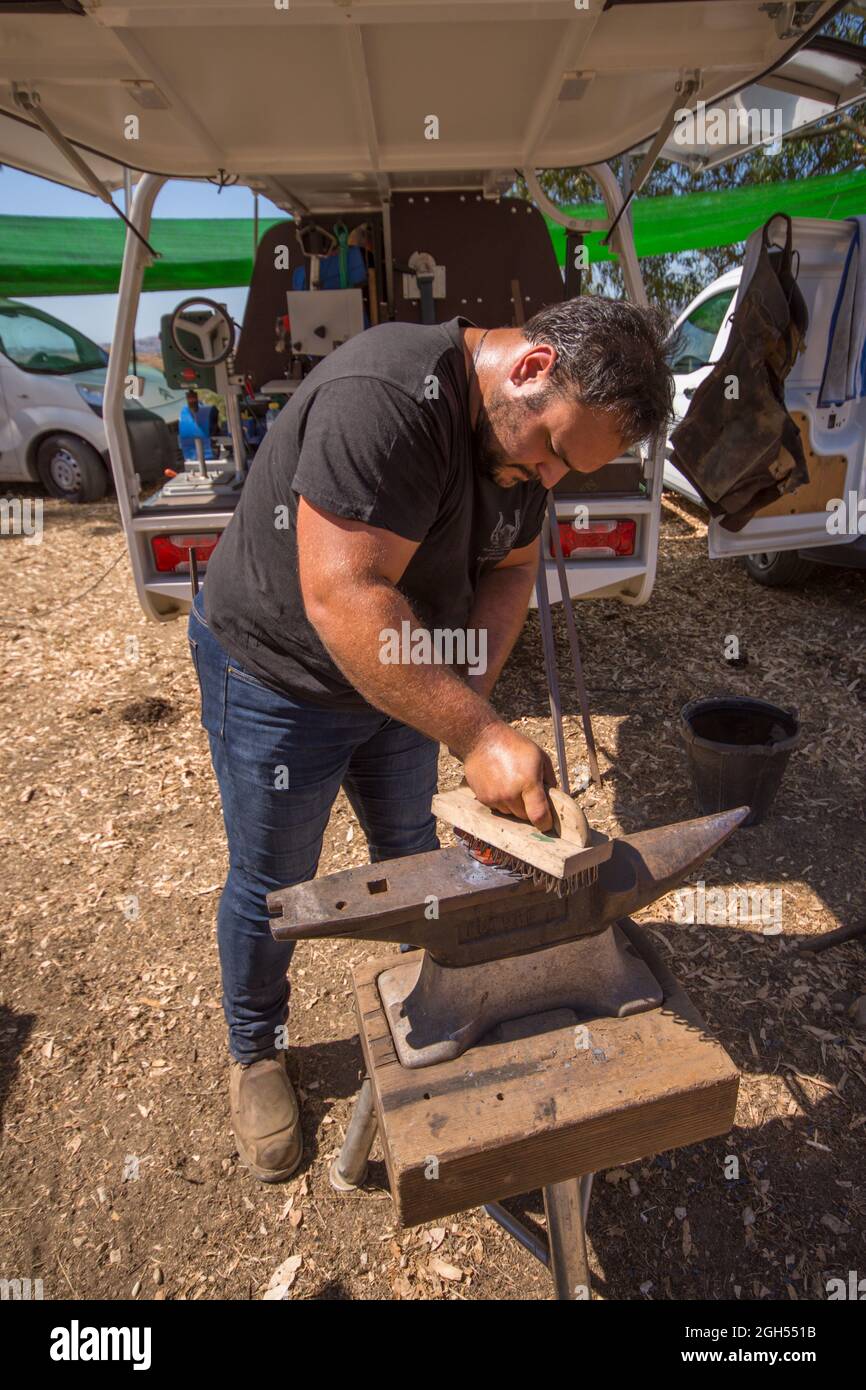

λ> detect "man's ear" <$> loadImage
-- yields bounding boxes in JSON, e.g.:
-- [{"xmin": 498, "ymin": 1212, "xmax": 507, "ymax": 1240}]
[{"xmin": 511, "ymin": 342, "xmax": 556, "ymax": 388}]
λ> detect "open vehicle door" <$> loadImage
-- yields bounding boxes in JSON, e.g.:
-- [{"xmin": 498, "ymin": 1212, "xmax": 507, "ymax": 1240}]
[{"xmin": 702, "ymin": 218, "xmax": 864, "ymax": 563}]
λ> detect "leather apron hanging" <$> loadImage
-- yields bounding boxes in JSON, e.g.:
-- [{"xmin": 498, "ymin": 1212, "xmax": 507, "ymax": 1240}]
[{"xmin": 669, "ymin": 213, "xmax": 809, "ymax": 532}]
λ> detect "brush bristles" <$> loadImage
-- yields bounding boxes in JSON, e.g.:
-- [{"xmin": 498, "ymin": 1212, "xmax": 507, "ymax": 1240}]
[{"xmin": 456, "ymin": 831, "xmax": 598, "ymax": 898}]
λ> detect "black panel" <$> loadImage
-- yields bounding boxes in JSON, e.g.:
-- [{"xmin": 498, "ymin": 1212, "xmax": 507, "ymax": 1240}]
[{"xmin": 389, "ymin": 192, "xmax": 564, "ymax": 328}]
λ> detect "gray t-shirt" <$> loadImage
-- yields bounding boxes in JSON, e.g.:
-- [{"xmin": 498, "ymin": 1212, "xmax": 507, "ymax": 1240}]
[{"xmin": 204, "ymin": 316, "xmax": 547, "ymax": 709}]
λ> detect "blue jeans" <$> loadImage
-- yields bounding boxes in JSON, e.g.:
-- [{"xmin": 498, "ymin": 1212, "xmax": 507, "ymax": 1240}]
[{"xmin": 188, "ymin": 591, "xmax": 439, "ymax": 1062}]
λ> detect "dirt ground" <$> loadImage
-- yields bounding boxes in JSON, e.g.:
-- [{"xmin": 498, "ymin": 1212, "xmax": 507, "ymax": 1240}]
[{"xmin": 1, "ymin": 490, "xmax": 864, "ymax": 1302}]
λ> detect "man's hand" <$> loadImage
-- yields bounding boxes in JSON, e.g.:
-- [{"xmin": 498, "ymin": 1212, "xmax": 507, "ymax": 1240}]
[{"xmin": 463, "ymin": 723, "xmax": 556, "ymax": 830}]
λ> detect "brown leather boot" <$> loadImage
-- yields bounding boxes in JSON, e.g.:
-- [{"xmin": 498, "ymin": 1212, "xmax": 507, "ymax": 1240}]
[{"xmin": 229, "ymin": 1054, "xmax": 303, "ymax": 1182}]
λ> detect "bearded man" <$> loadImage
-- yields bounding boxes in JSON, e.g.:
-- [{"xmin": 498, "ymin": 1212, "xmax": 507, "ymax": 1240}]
[{"xmin": 191, "ymin": 296, "xmax": 672, "ymax": 1181}]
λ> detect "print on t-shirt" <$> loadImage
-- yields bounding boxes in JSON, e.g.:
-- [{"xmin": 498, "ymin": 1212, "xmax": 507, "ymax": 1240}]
[{"xmin": 480, "ymin": 509, "xmax": 523, "ymax": 563}]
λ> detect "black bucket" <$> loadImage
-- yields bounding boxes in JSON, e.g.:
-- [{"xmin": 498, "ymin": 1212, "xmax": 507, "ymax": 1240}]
[{"xmin": 679, "ymin": 696, "xmax": 801, "ymax": 826}]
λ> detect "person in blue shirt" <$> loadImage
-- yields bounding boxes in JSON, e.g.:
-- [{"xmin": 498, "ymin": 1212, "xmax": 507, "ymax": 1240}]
[{"xmin": 178, "ymin": 389, "xmax": 214, "ymax": 463}]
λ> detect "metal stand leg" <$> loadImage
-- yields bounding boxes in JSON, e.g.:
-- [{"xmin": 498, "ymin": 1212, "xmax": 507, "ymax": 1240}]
[
  {"xmin": 543, "ymin": 1174, "xmax": 593, "ymax": 1300},
  {"xmin": 330, "ymin": 1078, "xmax": 378, "ymax": 1193},
  {"xmin": 484, "ymin": 1172, "xmax": 594, "ymax": 1300},
  {"xmin": 483, "ymin": 1202, "xmax": 550, "ymax": 1266},
  {"xmin": 546, "ymin": 496, "xmax": 602, "ymax": 790}
]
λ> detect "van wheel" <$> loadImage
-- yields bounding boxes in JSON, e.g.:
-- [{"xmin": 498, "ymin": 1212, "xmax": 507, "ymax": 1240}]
[
  {"xmin": 742, "ymin": 550, "xmax": 814, "ymax": 588},
  {"xmin": 35, "ymin": 434, "xmax": 109, "ymax": 503}
]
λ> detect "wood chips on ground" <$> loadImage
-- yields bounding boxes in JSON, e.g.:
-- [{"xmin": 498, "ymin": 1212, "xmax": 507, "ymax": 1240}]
[{"xmin": 0, "ymin": 489, "xmax": 864, "ymax": 1301}]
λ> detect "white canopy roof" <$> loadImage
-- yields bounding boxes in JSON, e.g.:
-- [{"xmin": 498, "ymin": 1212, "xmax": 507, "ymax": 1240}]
[
  {"xmin": 658, "ymin": 33, "xmax": 866, "ymax": 169},
  {"xmin": 0, "ymin": 0, "xmax": 856, "ymax": 212}
]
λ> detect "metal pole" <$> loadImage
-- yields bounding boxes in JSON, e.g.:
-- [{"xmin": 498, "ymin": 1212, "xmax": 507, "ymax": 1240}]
[
  {"xmin": 584, "ymin": 161, "xmax": 648, "ymax": 308},
  {"xmin": 621, "ymin": 152, "xmax": 633, "ymax": 233},
  {"xmin": 102, "ymin": 172, "xmax": 173, "ymax": 621},
  {"xmin": 546, "ymin": 495, "xmax": 602, "ymax": 789},
  {"xmin": 381, "ymin": 200, "xmax": 395, "ymax": 319},
  {"xmin": 534, "ymin": 532, "xmax": 569, "ymax": 794},
  {"xmin": 330, "ymin": 1079, "xmax": 378, "ymax": 1192},
  {"xmin": 484, "ymin": 1203, "xmax": 550, "ymax": 1266},
  {"xmin": 216, "ymin": 356, "xmax": 247, "ymax": 480},
  {"xmin": 543, "ymin": 1175, "xmax": 593, "ymax": 1300},
  {"xmin": 103, "ymin": 172, "xmax": 164, "ymax": 507},
  {"xmin": 253, "ymin": 190, "xmax": 260, "ymax": 258},
  {"xmin": 188, "ymin": 545, "xmax": 200, "ymax": 599},
  {"xmin": 193, "ymin": 434, "xmax": 207, "ymax": 478},
  {"xmin": 122, "ymin": 169, "xmax": 138, "ymax": 376},
  {"xmin": 581, "ymin": 1171, "xmax": 594, "ymax": 1225}
]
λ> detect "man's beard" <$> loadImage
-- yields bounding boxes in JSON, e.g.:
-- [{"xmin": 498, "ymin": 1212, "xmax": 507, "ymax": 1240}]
[{"xmin": 472, "ymin": 384, "xmax": 550, "ymax": 487}]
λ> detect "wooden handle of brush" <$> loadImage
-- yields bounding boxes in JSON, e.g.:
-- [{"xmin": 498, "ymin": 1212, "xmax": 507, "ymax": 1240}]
[
  {"xmin": 548, "ymin": 789, "xmax": 590, "ymax": 847},
  {"xmin": 455, "ymin": 780, "xmax": 589, "ymax": 846}
]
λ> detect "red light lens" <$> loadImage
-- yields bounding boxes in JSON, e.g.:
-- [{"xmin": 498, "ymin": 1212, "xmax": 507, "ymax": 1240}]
[
  {"xmin": 551, "ymin": 519, "xmax": 636, "ymax": 559},
  {"xmin": 151, "ymin": 533, "xmax": 220, "ymax": 573}
]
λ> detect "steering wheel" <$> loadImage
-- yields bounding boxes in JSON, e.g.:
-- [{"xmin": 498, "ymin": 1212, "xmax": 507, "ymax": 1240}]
[{"xmin": 169, "ymin": 297, "xmax": 235, "ymax": 367}]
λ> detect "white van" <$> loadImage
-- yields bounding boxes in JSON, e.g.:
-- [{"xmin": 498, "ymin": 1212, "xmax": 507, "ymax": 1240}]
[
  {"xmin": 0, "ymin": 297, "xmax": 182, "ymax": 503},
  {"xmin": 666, "ymin": 237, "xmax": 866, "ymax": 588}
]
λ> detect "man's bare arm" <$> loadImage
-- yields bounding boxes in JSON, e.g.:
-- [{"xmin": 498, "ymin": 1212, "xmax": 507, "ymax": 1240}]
[
  {"xmin": 464, "ymin": 538, "xmax": 539, "ymax": 702},
  {"xmin": 296, "ymin": 499, "xmax": 554, "ymax": 827}
]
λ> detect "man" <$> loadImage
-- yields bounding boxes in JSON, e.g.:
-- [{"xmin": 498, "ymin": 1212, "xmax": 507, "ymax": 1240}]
[{"xmin": 191, "ymin": 296, "xmax": 672, "ymax": 1181}]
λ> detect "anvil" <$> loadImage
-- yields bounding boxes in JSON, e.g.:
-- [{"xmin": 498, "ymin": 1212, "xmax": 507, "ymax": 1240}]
[{"xmin": 268, "ymin": 806, "xmax": 748, "ymax": 1067}]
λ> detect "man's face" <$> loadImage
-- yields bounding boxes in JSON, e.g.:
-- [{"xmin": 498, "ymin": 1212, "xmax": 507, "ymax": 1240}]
[
  {"xmin": 187, "ymin": 393, "xmax": 198, "ymax": 410},
  {"xmin": 473, "ymin": 345, "xmax": 628, "ymax": 489}
]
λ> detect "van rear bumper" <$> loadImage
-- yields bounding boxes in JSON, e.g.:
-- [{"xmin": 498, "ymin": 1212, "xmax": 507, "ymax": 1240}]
[{"xmin": 798, "ymin": 536, "xmax": 866, "ymax": 570}]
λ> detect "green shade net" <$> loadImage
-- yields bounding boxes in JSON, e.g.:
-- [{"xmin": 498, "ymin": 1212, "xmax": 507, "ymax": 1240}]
[
  {"xmin": 0, "ymin": 165, "xmax": 863, "ymax": 296},
  {"xmin": 0, "ymin": 216, "xmax": 283, "ymax": 296},
  {"xmin": 543, "ymin": 166, "xmax": 866, "ymax": 266}
]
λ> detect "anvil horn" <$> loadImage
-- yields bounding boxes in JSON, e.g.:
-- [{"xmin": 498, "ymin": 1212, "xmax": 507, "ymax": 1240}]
[
  {"xmin": 268, "ymin": 805, "xmax": 750, "ymax": 968},
  {"xmin": 592, "ymin": 805, "xmax": 752, "ymax": 927}
]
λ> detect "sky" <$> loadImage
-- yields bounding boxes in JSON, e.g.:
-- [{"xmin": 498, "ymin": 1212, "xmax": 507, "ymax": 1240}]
[{"xmin": 0, "ymin": 167, "xmax": 285, "ymax": 343}]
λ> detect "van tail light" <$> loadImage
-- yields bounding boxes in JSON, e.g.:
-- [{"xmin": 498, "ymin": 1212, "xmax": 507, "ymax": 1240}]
[
  {"xmin": 551, "ymin": 519, "xmax": 636, "ymax": 559},
  {"xmin": 151, "ymin": 533, "xmax": 220, "ymax": 573}
]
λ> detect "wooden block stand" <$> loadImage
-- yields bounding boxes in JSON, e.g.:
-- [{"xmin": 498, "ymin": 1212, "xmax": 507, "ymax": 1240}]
[{"xmin": 339, "ymin": 921, "xmax": 738, "ymax": 1295}]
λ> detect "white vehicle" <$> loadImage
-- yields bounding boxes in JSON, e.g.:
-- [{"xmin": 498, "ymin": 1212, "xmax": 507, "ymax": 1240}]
[
  {"xmin": 666, "ymin": 244, "xmax": 866, "ymax": 587},
  {"xmin": 0, "ymin": 297, "xmax": 183, "ymax": 503},
  {"xmin": 667, "ymin": 267, "xmax": 742, "ymax": 505},
  {"xmin": 0, "ymin": 1, "xmax": 863, "ymax": 608}
]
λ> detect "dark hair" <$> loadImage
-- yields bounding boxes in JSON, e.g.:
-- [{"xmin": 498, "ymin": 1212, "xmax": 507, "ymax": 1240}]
[{"xmin": 522, "ymin": 296, "xmax": 674, "ymax": 445}]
